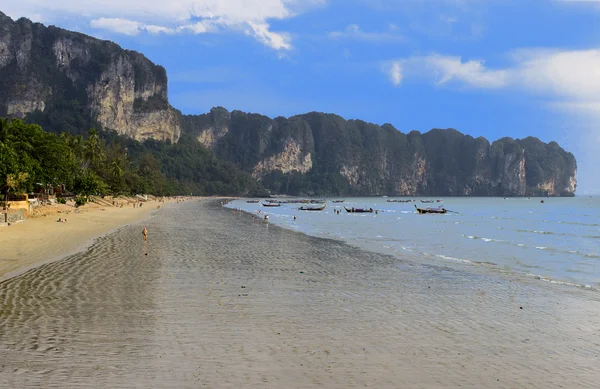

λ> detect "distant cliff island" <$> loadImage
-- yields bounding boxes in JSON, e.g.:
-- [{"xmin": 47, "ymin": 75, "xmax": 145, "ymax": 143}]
[{"xmin": 0, "ymin": 11, "xmax": 577, "ymax": 197}]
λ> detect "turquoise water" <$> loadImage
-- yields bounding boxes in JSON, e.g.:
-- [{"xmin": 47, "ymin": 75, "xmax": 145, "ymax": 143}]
[{"xmin": 227, "ymin": 197, "xmax": 600, "ymax": 288}]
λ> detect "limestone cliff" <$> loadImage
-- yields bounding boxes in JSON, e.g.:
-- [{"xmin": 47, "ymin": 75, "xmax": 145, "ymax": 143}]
[
  {"xmin": 182, "ymin": 108, "xmax": 577, "ymax": 197},
  {"xmin": 0, "ymin": 12, "xmax": 577, "ymax": 197},
  {"xmin": 181, "ymin": 108, "xmax": 316, "ymax": 180},
  {"xmin": 0, "ymin": 12, "xmax": 180, "ymax": 142},
  {"xmin": 253, "ymin": 139, "xmax": 313, "ymax": 178}
]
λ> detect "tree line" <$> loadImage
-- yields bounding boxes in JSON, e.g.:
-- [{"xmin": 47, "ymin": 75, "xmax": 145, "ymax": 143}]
[{"xmin": 1, "ymin": 118, "xmax": 263, "ymax": 208}]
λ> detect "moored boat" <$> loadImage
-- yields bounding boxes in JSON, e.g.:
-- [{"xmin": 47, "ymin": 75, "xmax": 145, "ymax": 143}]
[
  {"xmin": 262, "ymin": 202, "xmax": 281, "ymax": 207},
  {"xmin": 421, "ymin": 200, "xmax": 435, "ymax": 203},
  {"xmin": 299, "ymin": 204, "xmax": 326, "ymax": 211},
  {"xmin": 414, "ymin": 204, "xmax": 447, "ymax": 214},
  {"xmin": 332, "ymin": 200, "xmax": 345, "ymax": 203},
  {"xmin": 246, "ymin": 200, "xmax": 260, "ymax": 203},
  {"xmin": 344, "ymin": 207, "xmax": 374, "ymax": 213}
]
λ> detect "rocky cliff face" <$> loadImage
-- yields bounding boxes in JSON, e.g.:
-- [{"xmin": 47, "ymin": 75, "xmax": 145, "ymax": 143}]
[
  {"xmin": 0, "ymin": 12, "xmax": 180, "ymax": 142},
  {"xmin": 0, "ymin": 12, "xmax": 577, "ymax": 196},
  {"xmin": 183, "ymin": 108, "xmax": 577, "ymax": 196}
]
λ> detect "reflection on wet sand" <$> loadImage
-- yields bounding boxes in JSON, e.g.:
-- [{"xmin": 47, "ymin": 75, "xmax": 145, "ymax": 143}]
[{"xmin": 1, "ymin": 201, "xmax": 599, "ymax": 388}]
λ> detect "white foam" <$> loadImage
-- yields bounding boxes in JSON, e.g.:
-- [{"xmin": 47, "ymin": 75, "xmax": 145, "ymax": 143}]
[
  {"xmin": 434, "ymin": 254, "xmax": 473, "ymax": 264},
  {"xmin": 525, "ymin": 273, "xmax": 595, "ymax": 290}
]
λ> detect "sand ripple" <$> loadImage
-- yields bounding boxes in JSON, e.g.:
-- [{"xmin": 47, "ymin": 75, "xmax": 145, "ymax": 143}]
[{"xmin": 1, "ymin": 202, "xmax": 599, "ymax": 388}]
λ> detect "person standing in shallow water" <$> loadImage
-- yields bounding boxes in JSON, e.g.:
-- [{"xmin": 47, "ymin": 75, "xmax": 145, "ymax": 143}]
[{"xmin": 142, "ymin": 227, "xmax": 148, "ymax": 242}]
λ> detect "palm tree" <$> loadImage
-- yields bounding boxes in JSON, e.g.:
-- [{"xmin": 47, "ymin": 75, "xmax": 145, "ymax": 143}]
[
  {"xmin": 110, "ymin": 159, "xmax": 124, "ymax": 179},
  {"xmin": 83, "ymin": 128, "xmax": 104, "ymax": 169}
]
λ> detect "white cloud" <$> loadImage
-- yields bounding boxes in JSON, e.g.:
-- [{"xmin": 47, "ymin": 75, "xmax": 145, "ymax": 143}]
[
  {"xmin": 144, "ymin": 25, "xmax": 176, "ymax": 35},
  {"xmin": 90, "ymin": 18, "xmax": 179, "ymax": 35},
  {"xmin": 329, "ymin": 24, "xmax": 405, "ymax": 42},
  {"xmin": 383, "ymin": 49, "xmax": 600, "ymax": 99},
  {"xmin": 384, "ymin": 54, "xmax": 508, "ymax": 88},
  {"xmin": 90, "ymin": 18, "xmax": 141, "ymax": 36},
  {"xmin": 5, "ymin": 0, "xmax": 322, "ymax": 50},
  {"xmin": 512, "ymin": 49, "xmax": 600, "ymax": 102},
  {"xmin": 387, "ymin": 62, "xmax": 403, "ymax": 86},
  {"xmin": 246, "ymin": 21, "xmax": 291, "ymax": 51}
]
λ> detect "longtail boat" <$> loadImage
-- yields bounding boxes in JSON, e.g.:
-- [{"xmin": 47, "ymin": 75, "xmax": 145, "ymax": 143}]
[
  {"xmin": 262, "ymin": 202, "xmax": 281, "ymax": 207},
  {"xmin": 414, "ymin": 204, "xmax": 447, "ymax": 214},
  {"xmin": 421, "ymin": 200, "xmax": 435, "ymax": 203},
  {"xmin": 246, "ymin": 200, "xmax": 260, "ymax": 203},
  {"xmin": 332, "ymin": 200, "xmax": 345, "ymax": 203},
  {"xmin": 344, "ymin": 207, "xmax": 374, "ymax": 213},
  {"xmin": 299, "ymin": 204, "xmax": 326, "ymax": 211},
  {"xmin": 387, "ymin": 199, "xmax": 400, "ymax": 203}
]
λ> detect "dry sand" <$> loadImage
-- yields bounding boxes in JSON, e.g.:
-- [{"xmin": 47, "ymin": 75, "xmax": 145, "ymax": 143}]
[{"xmin": 0, "ymin": 199, "xmax": 161, "ymax": 281}]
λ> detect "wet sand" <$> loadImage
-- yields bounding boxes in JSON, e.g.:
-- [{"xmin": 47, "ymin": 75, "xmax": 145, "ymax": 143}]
[{"xmin": 1, "ymin": 201, "xmax": 599, "ymax": 388}]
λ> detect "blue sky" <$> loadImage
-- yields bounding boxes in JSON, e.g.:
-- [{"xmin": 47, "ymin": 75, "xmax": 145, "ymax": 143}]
[{"xmin": 5, "ymin": 0, "xmax": 600, "ymax": 193}]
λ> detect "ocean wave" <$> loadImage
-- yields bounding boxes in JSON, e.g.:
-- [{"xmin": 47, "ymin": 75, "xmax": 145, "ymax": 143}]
[
  {"xmin": 517, "ymin": 229, "xmax": 557, "ymax": 235},
  {"xmin": 531, "ymin": 246, "xmax": 600, "ymax": 259},
  {"xmin": 482, "ymin": 238, "xmax": 506, "ymax": 243},
  {"xmin": 525, "ymin": 273, "xmax": 596, "ymax": 290},
  {"xmin": 558, "ymin": 221, "xmax": 600, "ymax": 227},
  {"xmin": 473, "ymin": 261, "xmax": 497, "ymax": 267},
  {"xmin": 516, "ymin": 229, "xmax": 600, "ymax": 239},
  {"xmin": 462, "ymin": 235, "xmax": 506, "ymax": 243},
  {"xmin": 433, "ymin": 254, "xmax": 473, "ymax": 264}
]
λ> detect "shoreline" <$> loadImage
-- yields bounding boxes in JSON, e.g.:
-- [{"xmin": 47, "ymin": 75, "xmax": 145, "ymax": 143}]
[
  {"xmin": 0, "ymin": 198, "xmax": 189, "ymax": 282},
  {"xmin": 227, "ymin": 200, "xmax": 599, "ymax": 297}
]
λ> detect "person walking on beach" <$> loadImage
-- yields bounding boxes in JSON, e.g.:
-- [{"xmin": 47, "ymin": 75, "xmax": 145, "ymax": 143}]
[{"xmin": 142, "ymin": 227, "xmax": 148, "ymax": 242}]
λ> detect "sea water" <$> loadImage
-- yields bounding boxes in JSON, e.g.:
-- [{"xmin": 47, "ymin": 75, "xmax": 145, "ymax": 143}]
[{"xmin": 227, "ymin": 197, "xmax": 600, "ymax": 288}]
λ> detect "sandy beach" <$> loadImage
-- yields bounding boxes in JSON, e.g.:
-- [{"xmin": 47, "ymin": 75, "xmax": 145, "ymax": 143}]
[
  {"xmin": 1, "ymin": 200, "xmax": 599, "ymax": 388},
  {"xmin": 0, "ymin": 199, "xmax": 161, "ymax": 281}
]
